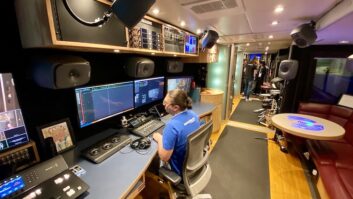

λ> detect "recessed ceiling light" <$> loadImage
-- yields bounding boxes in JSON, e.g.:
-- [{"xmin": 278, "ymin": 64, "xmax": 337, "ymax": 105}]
[
  {"xmin": 339, "ymin": 40, "xmax": 350, "ymax": 44},
  {"xmin": 348, "ymin": 54, "xmax": 353, "ymax": 59},
  {"xmin": 180, "ymin": 21, "xmax": 186, "ymax": 27},
  {"xmin": 152, "ymin": 8, "xmax": 159, "ymax": 15},
  {"xmin": 265, "ymin": 46, "xmax": 269, "ymax": 51},
  {"xmin": 246, "ymin": 43, "xmax": 250, "ymax": 46},
  {"xmin": 113, "ymin": 49, "xmax": 120, "ymax": 53},
  {"xmin": 196, "ymin": 29, "xmax": 202, "ymax": 34},
  {"xmin": 151, "ymin": 52, "xmax": 155, "ymax": 55},
  {"xmin": 271, "ymin": 21, "xmax": 279, "ymax": 26},
  {"xmin": 275, "ymin": 6, "xmax": 284, "ymax": 14},
  {"xmin": 269, "ymin": 35, "xmax": 274, "ymax": 39},
  {"xmin": 265, "ymin": 52, "xmax": 268, "ymax": 55},
  {"xmin": 268, "ymin": 42, "xmax": 271, "ymax": 45},
  {"xmin": 258, "ymin": 42, "xmax": 263, "ymax": 46}
]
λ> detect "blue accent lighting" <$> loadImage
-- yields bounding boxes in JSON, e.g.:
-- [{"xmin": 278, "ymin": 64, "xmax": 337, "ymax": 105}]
[{"xmin": 288, "ymin": 115, "xmax": 324, "ymax": 131}]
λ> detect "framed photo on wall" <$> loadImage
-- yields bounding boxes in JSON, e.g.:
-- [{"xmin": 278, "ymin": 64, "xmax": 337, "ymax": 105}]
[{"xmin": 37, "ymin": 118, "xmax": 75, "ymax": 154}]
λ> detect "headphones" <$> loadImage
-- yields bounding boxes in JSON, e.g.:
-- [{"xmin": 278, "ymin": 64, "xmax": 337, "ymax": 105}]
[{"xmin": 130, "ymin": 137, "xmax": 151, "ymax": 150}]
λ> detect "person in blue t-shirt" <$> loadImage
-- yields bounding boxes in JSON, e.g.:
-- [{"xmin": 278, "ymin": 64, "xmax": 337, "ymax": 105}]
[{"xmin": 152, "ymin": 89, "xmax": 200, "ymax": 175}]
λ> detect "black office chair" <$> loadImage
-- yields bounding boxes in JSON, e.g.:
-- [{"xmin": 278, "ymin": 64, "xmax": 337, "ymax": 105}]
[{"xmin": 159, "ymin": 120, "xmax": 213, "ymax": 199}]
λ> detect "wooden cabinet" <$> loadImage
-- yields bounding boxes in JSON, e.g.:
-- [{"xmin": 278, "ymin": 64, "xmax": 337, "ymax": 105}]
[
  {"xmin": 15, "ymin": 0, "xmax": 199, "ymax": 58},
  {"xmin": 200, "ymin": 89, "xmax": 224, "ymax": 133}
]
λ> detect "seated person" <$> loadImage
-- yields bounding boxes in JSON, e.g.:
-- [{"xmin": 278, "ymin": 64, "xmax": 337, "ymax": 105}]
[{"xmin": 153, "ymin": 89, "xmax": 200, "ymax": 175}]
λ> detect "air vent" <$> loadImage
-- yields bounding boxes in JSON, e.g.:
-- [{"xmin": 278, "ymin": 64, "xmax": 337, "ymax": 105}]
[
  {"xmin": 178, "ymin": 0, "xmax": 212, "ymax": 6},
  {"xmin": 190, "ymin": 0, "xmax": 237, "ymax": 14}
]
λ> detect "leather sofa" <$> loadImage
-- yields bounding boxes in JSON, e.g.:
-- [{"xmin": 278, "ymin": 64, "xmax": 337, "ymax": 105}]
[{"xmin": 297, "ymin": 102, "xmax": 353, "ymax": 199}]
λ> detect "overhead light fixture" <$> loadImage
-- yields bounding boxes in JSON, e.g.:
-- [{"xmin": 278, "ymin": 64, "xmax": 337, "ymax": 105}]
[
  {"xmin": 152, "ymin": 8, "xmax": 160, "ymax": 15},
  {"xmin": 348, "ymin": 54, "xmax": 353, "ymax": 59},
  {"xmin": 269, "ymin": 35, "xmax": 274, "ymax": 39},
  {"xmin": 258, "ymin": 42, "xmax": 263, "ymax": 46},
  {"xmin": 62, "ymin": 0, "xmax": 156, "ymax": 28},
  {"xmin": 271, "ymin": 21, "xmax": 279, "ymax": 26},
  {"xmin": 265, "ymin": 46, "xmax": 269, "ymax": 51},
  {"xmin": 268, "ymin": 42, "xmax": 271, "ymax": 45},
  {"xmin": 197, "ymin": 29, "xmax": 202, "ymax": 34},
  {"xmin": 274, "ymin": 6, "xmax": 284, "ymax": 14},
  {"xmin": 180, "ymin": 21, "xmax": 186, "ymax": 27},
  {"xmin": 246, "ymin": 43, "xmax": 250, "ymax": 46},
  {"xmin": 339, "ymin": 40, "xmax": 350, "ymax": 44}
]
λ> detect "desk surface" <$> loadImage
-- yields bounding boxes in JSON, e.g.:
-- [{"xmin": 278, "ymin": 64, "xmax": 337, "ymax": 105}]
[
  {"xmin": 63, "ymin": 102, "xmax": 215, "ymax": 199},
  {"xmin": 271, "ymin": 113, "xmax": 345, "ymax": 140}
]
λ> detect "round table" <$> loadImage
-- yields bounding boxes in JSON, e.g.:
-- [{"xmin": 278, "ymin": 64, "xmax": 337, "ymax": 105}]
[{"xmin": 271, "ymin": 113, "xmax": 345, "ymax": 140}]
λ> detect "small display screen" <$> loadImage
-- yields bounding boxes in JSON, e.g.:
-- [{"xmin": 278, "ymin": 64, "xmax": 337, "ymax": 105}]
[
  {"xmin": 288, "ymin": 116, "xmax": 324, "ymax": 131},
  {"xmin": 0, "ymin": 176, "xmax": 25, "ymax": 198},
  {"xmin": 185, "ymin": 35, "xmax": 197, "ymax": 54},
  {"xmin": 75, "ymin": 81, "xmax": 134, "ymax": 128},
  {"xmin": 167, "ymin": 76, "xmax": 193, "ymax": 93},
  {"xmin": 0, "ymin": 73, "xmax": 29, "ymax": 152},
  {"xmin": 134, "ymin": 77, "xmax": 165, "ymax": 108}
]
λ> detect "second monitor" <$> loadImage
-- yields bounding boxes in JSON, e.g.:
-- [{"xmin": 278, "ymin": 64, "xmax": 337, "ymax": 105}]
[
  {"xmin": 134, "ymin": 77, "xmax": 165, "ymax": 108},
  {"xmin": 167, "ymin": 76, "xmax": 193, "ymax": 93}
]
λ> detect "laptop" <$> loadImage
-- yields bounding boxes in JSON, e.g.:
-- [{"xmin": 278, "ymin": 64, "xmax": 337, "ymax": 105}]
[{"xmin": 154, "ymin": 103, "xmax": 172, "ymax": 123}]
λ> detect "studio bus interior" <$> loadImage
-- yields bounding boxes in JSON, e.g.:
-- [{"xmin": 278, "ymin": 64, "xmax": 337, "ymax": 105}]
[{"xmin": 0, "ymin": 0, "xmax": 352, "ymax": 198}]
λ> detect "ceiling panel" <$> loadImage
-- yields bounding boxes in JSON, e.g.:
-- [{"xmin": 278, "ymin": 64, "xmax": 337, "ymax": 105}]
[{"xmin": 205, "ymin": 14, "xmax": 251, "ymax": 35}]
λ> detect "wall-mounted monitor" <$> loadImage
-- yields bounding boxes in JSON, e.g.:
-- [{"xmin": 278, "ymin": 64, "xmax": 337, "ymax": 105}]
[
  {"xmin": 134, "ymin": 77, "xmax": 165, "ymax": 108},
  {"xmin": 75, "ymin": 81, "xmax": 134, "ymax": 128},
  {"xmin": 185, "ymin": 34, "xmax": 197, "ymax": 54},
  {"xmin": 167, "ymin": 76, "xmax": 193, "ymax": 93},
  {"xmin": 0, "ymin": 73, "xmax": 29, "ymax": 152}
]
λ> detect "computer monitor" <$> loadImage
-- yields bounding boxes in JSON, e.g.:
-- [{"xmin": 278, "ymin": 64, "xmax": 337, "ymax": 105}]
[
  {"xmin": 75, "ymin": 81, "xmax": 134, "ymax": 128},
  {"xmin": 167, "ymin": 76, "xmax": 193, "ymax": 93},
  {"xmin": 185, "ymin": 34, "xmax": 197, "ymax": 54},
  {"xmin": 0, "ymin": 73, "xmax": 29, "ymax": 152},
  {"xmin": 134, "ymin": 77, "xmax": 165, "ymax": 108}
]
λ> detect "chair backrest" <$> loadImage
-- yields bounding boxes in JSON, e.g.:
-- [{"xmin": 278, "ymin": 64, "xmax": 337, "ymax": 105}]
[{"xmin": 182, "ymin": 120, "xmax": 213, "ymax": 197}]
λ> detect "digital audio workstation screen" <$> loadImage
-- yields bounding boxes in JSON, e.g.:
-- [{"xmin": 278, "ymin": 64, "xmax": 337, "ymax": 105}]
[
  {"xmin": 0, "ymin": 73, "xmax": 29, "ymax": 152},
  {"xmin": 75, "ymin": 81, "xmax": 134, "ymax": 128},
  {"xmin": 134, "ymin": 77, "xmax": 165, "ymax": 108},
  {"xmin": 167, "ymin": 76, "xmax": 193, "ymax": 93}
]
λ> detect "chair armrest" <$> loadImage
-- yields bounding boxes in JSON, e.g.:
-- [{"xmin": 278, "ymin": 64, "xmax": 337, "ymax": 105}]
[{"xmin": 159, "ymin": 167, "xmax": 182, "ymax": 185}]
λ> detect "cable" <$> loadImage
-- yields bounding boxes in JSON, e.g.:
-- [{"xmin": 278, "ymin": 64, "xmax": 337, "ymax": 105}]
[{"xmin": 62, "ymin": 0, "xmax": 112, "ymax": 27}]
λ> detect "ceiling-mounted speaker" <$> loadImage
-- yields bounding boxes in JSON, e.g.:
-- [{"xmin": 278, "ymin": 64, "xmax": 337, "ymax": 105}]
[
  {"xmin": 124, "ymin": 57, "xmax": 155, "ymax": 78},
  {"xmin": 278, "ymin": 60, "xmax": 298, "ymax": 80},
  {"xmin": 200, "ymin": 30, "xmax": 219, "ymax": 49},
  {"xmin": 167, "ymin": 61, "xmax": 183, "ymax": 73},
  {"xmin": 290, "ymin": 21, "xmax": 317, "ymax": 48},
  {"xmin": 111, "ymin": 0, "xmax": 156, "ymax": 28},
  {"xmin": 32, "ymin": 56, "xmax": 91, "ymax": 89}
]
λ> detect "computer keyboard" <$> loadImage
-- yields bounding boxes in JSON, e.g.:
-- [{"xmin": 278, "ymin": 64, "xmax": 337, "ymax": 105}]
[{"xmin": 131, "ymin": 119, "xmax": 165, "ymax": 137}]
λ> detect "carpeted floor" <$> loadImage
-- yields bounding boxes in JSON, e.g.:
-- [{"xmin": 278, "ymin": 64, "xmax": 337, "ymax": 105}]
[
  {"xmin": 230, "ymin": 99, "xmax": 263, "ymax": 125},
  {"xmin": 203, "ymin": 126, "xmax": 270, "ymax": 199}
]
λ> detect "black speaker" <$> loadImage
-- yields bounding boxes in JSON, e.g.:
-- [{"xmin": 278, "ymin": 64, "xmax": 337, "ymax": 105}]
[
  {"xmin": 278, "ymin": 60, "xmax": 299, "ymax": 80},
  {"xmin": 167, "ymin": 61, "xmax": 183, "ymax": 73},
  {"xmin": 290, "ymin": 22, "xmax": 317, "ymax": 48},
  {"xmin": 111, "ymin": 0, "xmax": 156, "ymax": 28},
  {"xmin": 130, "ymin": 137, "xmax": 151, "ymax": 150},
  {"xmin": 200, "ymin": 30, "xmax": 219, "ymax": 49},
  {"xmin": 124, "ymin": 57, "xmax": 155, "ymax": 78},
  {"xmin": 32, "ymin": 56, "xmax": 91, "ymax": 89}
]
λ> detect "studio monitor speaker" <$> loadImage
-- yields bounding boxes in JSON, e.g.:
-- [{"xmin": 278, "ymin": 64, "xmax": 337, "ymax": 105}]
[
  {"xmin": 111, "ymin": 0, "xmax": 156, "ymax": 28},
  {"xmin": 124, "ymin": 57, "xmax": 155, "ymax": 78},
  {"xmin": 167, "ymin": 61, "xmax": 183, "ymax": 73},
  {"xmin": 200, "ymin": 30, "xmax": 219, "ymax": 49},
  {"xmin": 32, "ymin": 56, "xmax": 91, "ymax": 89},
  {"xmin": 290, "ymin": 22, "xmax": 317, "ymax": 48},
  {"xmin": 278, "ymin": 60, "xmax": 298, "ymax": 80}
]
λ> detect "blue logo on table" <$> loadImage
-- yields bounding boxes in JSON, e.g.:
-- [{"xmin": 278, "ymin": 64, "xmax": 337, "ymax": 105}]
[{"xmin": 288, "ymin": 116, "xmax": 324, "ymax": 131}]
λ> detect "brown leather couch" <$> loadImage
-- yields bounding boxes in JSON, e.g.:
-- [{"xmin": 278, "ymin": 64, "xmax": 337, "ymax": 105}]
[{"xmin": 297, "ymin": 102, "xmax": 353, "ymax": 199}]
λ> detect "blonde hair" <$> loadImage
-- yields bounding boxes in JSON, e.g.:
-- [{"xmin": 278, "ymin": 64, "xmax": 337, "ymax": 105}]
[{"xmin": 167, "ymin": 89, "xmax": 192, "ymax": 110}]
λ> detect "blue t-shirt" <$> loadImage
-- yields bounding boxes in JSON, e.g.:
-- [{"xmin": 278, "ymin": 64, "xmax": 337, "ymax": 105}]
[{"xmin": 162, "ymin": 110, "xmax": 200, "ymax": 175}]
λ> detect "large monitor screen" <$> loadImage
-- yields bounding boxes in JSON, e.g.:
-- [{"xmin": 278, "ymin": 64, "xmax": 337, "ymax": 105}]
[
  {"xmin": 134, "ymin": 77, "xmax": 165, "ymax": 108},
  {"xmin": 185, "ymin": 34, "xmax": 197, "ymax": 54},
  {"xmin": 167, "ymin": 76, "xmax": 193, "ymax": 93},
  {"xmin": 0, "ymin": 73, "xmax": 29, "ymax": 152},
  {"xmin": 75, "ymin": 81, "xmax": 134, "ymax": 128}
]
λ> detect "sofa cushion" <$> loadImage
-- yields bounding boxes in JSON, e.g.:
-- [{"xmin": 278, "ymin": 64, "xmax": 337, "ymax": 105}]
[
  {"xmin": 318, "ymin": 165, "xmax": 353, "ymax": 199},
  {"xmin": 298, "ymin": 103, "xmax": 331, "ymax": 119},
  {"xmin": 328, "ymin": 106, "xmax": 353, "ymax": 127},
  {"xmin": 306, "ymin": 140, "xmax": 336, "ymax": 165}
]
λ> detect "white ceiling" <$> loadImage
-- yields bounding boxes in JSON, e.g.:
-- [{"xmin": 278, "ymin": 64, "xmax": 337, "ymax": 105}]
[{"xmin": 147, "ymin": 0, "xmax": 353, "ymax": 53}]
